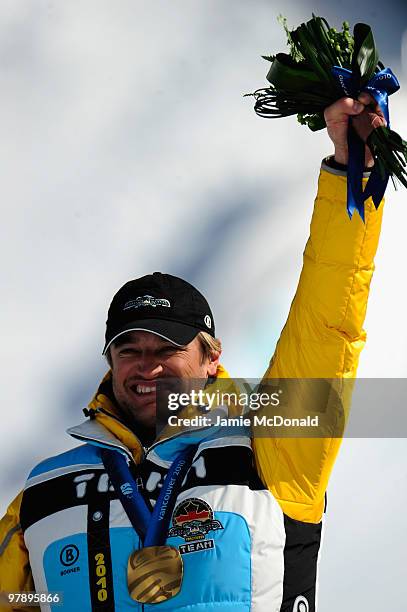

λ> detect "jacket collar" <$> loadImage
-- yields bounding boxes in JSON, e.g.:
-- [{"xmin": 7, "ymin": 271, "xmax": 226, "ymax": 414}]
[{"xmin": 67, "ymin": 365, "xmax": 250, "ymax": 465}]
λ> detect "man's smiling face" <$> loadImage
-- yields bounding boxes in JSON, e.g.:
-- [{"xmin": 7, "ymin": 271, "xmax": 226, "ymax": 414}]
[{"xmin": 109, "ymin": 330, "xmax": 219, "ymax": 429}]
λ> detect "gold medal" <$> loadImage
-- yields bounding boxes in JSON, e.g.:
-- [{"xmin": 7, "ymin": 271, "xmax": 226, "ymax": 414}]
[{"xmin": 127, "ymin": 545, "xmax": 183, "ymax": 604}]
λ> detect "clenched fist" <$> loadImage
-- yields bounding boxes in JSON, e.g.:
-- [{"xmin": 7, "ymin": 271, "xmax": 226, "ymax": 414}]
[{"xmin": 324, "ymin": 94, "xmax": 386, "ymax": 167}]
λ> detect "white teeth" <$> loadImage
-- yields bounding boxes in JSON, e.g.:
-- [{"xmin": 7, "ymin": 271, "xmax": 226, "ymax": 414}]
[{"xmin": 136, "ymin": 384, "xmax": 155, "ymax": 394}]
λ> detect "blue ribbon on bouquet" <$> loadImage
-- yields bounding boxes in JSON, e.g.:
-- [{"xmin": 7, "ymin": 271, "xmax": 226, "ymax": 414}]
[{"xmin": 331, "ymin": 66, "xmax": 400, "ymax": 221}]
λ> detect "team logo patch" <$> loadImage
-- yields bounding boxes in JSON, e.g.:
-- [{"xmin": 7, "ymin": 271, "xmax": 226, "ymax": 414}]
[
  {"xmin": 168, "ymin": 498, "xmax": 223, "ymax": 546},
  {"xmin": 123, "ymin": 295, "xmax": 170, "ymax": 310}
]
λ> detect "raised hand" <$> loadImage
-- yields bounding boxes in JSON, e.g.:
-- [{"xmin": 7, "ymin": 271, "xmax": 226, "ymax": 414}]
[{"xmin": 324, "ymin": 94, "xmax": 386, "ymax": 167}]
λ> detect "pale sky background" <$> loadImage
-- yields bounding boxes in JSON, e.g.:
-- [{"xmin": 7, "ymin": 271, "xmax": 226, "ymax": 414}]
[{"xmin": 1, "ymin": 1, "xmax": 406, "ymax": 610}]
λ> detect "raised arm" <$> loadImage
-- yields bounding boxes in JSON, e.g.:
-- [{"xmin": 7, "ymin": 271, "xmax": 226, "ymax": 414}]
[{"xmin": 253, "ymin": 96, "xmax": 385, "ymax": 523}]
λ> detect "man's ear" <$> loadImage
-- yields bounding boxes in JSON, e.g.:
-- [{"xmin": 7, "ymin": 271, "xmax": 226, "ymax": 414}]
[{"xmin": 207, "ymin": 351, "xmax": 221, "ymax": 377}]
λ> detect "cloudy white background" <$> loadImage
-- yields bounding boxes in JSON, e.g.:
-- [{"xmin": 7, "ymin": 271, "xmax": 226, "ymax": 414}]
[{"xmin": 1, "ymin": 1, "xmax": 406, "ymax": 609}]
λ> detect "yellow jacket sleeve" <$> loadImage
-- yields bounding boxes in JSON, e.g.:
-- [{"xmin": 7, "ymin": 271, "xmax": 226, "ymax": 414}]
[
  {"xmin": 0, "ymin": 492, "xmax": 38, "ymax": 612},
  {"xmin": 253, "ymin": 165, "xmax": 384, "ymax": 523}
]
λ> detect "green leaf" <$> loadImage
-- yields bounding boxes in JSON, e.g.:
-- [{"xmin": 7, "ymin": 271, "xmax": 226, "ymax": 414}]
[
  {"xmin": 266, "ymin": 53, "xmax": 324, "ymax": 91},
  {"xmin": 352, "ymin": 23, "xmax": 379, "ymax": 86},
  {"xmin": 297, "ymin": 112, "xmax": 326, "ymax": 131},
  {"xmin": 368, "ymin": 127, "xmax": 407, "ymax": 188},
  {"xmin": 290, "ymin": 23, "xmax": 331, "ymax": 84},
  {"xmin": 277, "ymin": 14, "xmax": 304, "ymax": 62}
]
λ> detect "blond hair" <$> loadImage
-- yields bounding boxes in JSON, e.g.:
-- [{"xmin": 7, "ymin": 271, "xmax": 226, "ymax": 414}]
[{"xmin": 197, "ymin": 331, "xmax": 222, "ymax": 363}]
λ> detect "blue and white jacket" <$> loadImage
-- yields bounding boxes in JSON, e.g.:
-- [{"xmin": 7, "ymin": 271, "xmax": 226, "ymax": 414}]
[{"xmin": 19, "ymin": 413, "xmax": 322, "ymax": 612}]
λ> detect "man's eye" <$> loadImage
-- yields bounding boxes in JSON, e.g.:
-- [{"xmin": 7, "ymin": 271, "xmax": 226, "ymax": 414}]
[
  {"xmin": 159, "ymin": 346, "xmax": 177, "ymax": 355},
  {"xmin": 119, "ymin": 348, "xmax": 140, "ymax": 357}
]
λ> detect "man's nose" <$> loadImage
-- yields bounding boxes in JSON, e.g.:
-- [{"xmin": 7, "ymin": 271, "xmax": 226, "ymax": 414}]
[{"xmin": 134, "ymin": 352, "xmax": 163, "ymax": 378}]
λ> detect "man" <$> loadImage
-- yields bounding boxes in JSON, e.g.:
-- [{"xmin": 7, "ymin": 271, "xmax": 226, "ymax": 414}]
[{"xmin": 0, "ymin": 95, "xmax": 385, "ymax": 611}]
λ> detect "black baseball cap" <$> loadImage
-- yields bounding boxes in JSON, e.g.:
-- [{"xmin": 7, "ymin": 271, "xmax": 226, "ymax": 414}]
[{"xmin": 103, "ymin": 272, "xmax": 215, "ymax": 354}]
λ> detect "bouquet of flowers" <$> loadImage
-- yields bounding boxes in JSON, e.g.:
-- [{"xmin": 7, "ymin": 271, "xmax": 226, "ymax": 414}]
[{"xmin": 248, "ymin": 15, "xmax": 407, "ymax": 219}]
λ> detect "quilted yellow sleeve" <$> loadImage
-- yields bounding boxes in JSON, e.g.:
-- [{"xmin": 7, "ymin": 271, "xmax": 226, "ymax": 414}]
[
  {"xmin": 0, "ymin": 492, "xmax": 38, "ymax": 612},
  {"xmin": 253, "ymin": 166, "xmax": 384, "ymax": 523}
]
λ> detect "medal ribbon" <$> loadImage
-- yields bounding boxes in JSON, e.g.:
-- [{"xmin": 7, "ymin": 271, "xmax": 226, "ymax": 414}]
[
  {"xmin": 101, "ymin": 446, "xmax": 196, "ymax": 545},
  {"xmin": 331, "ymin": 66, "xmax": 400, "ymax": 220}
]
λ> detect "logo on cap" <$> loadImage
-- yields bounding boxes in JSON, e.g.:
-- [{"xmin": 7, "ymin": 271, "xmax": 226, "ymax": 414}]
[
  {"xmin": 123, "ymin": 296, "xmax": 171, "ymax": 310},
  {"xmin": 204, "ymin": 315, "xmax": 212, "ymax": 329},
  {"xmin": 292, "ymin": 595, "xmax": 309, "ymax": 612}
]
